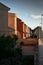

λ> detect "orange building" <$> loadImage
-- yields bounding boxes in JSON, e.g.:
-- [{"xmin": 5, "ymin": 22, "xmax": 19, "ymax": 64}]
[
  {"xmin": 8, "ymin": 13, "xmax": 23, "ymax": 38},
  {"xmin": 8, "ymin": 13, "xmax": 17, "ymax": 35},
  {"xmin": 23, "ymin": 23, "xmax": 31, "ymax": 39},
  {"xmin": 26, "ymin": 26, "xmax": 31, "ymax": 38},
  {"xmin": 23, "ymin": 23, "xmax": 26, "ymax": 38},
  {"xmin": 8, "ymin": 13, "xmax": 31, "ymax": 39},
  {"xmin": 8, "ymin": 13, "xmax": 14, "ymax": 29},
  {"xmin": 17, "ymin": 18, "xmax": 23, "ymax": 38}
]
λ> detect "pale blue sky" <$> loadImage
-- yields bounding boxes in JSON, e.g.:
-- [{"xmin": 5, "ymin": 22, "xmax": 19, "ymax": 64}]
[{"xmin": 0, "ymin": 0, "xmax": 43, "ymax": 29}]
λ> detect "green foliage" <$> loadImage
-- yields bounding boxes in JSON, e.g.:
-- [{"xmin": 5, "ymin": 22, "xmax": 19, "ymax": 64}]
[
  {"xmin": 23, "ymin": 55, "xmax": 34, "ymax": 65},
  {"xmin": 0, "ymin": 34, "xmax": 18, "ymax": 48},
  {"xmin": 20, "ymin": 41, "xmax": 24, "ymax": 46},
  {"xmin": 14, "ymin": 48, "xmax": 22, "ymax": 65},
  {"xmin": 0, "ymin": 34, "xmax": 22, "ymax": 65}
]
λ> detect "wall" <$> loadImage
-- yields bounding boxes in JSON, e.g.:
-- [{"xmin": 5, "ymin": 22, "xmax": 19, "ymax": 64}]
[
  {"xmin": 26, "ymin": 26, "xmax": 30, "ymax": 38},
  {"xmin": 13, "ymin": 14, "xmax": 17, "ymax": 35},
  {"xmin": 17, "ymin": 18, "xmax": 23, "ymax": 38},
  {"xmin": 23, "ymin": 23, "xmax": 26, "ymax": 39},
  {"xmin": 33, "ymin": 27, "xmax": 41, "ymax": 39},
  {"xmin": 23, "ymin": 23, "xmax": 31, "ymax": 39},
  {"xmin": 8, "ymin": 13, "xmax": 17, "ymax": 35},
  {"xmin": 8, "ymin": 13, "xmax": 14, "ymax": 29},
  {"xmin": 0, "ymin": 10, "xmax": 8, "ymax": 35},
  {"xmin": 22, "ymin": 46, "xmax": 35, "ymax": 55}
]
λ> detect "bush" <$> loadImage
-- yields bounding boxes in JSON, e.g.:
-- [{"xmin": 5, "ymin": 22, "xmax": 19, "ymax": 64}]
[{"xmin": 0, "ymin": 35, "xmax": 23, "ymax": 65}]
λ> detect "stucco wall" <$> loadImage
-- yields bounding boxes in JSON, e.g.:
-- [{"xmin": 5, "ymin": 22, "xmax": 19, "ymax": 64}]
[
  {"xmin": 17, "ymin": 18, "xmax": 23, "ymax": 38},
  {"xmin": 22, "ymin": 46, "xmax": 35, "ymax": 55},
  {"xmin": 8, "ymin": 13, "xmax": 14, "ymax": 29},
  {"xmin": 8, "ymin": 13, "xmax": 17, "ymax": 35},
  {"xmin": 0, "ymin": 10, "xmax": 8, "ymax": 35}
]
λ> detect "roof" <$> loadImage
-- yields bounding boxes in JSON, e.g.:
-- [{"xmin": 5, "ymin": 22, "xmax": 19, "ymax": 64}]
[
  {"xmin": 8, "ymin": 12, "xmax": 17, "ymax": 16},
  {"xmin": 17, "ymin": 18, "xmax": 22, "ymax": 21},
  {"xmin": 33, "ymin": 26, "xmax": 41, "ymax": 31},
  {"xmin": 0, "ymin": 2, "xmax": 10, "ymax": 10},
  {"xmin": 23, "ymin": 23, "xmax": 31, "ymax": 30}
]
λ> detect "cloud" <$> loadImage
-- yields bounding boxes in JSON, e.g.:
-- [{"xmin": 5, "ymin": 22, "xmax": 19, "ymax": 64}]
[{"xmin": 31, "ymin": 15, "xmax": 42, "ymax": 19}]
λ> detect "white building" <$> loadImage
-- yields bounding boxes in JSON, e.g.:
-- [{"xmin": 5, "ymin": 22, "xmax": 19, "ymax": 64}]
[{"xmin": 0, "ymin": 3, "xmax": 10, "ymax": 35}]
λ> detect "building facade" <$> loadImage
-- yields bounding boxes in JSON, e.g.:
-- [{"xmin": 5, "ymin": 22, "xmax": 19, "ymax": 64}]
[
  {"xmin": 33, "ymin": 26, "xmax": 41, "ymax": 39},
  {"xmin": 0, "ymin": 3, "xmax": 10, "ymax": 36},
  {"xmin": 23, "ymin": 23, "xmax": 31, "ymax": 39},
  {"xmin": 0, "ymin": 3, "xmax": 31, "ymax": 39},
  {"xmin": 8, "ymin": 13, "xmax": 17, "ymax": 35},
  {"xmin": 17, "ymin": 18, "xmax": 23, "ymax": 38},
  {"xmin": 8, "ymin": 13, "xmax": 31, "ymax": 39}
]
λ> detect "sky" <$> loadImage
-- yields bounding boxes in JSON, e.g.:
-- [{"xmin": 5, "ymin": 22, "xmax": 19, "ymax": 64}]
[{"xmin": 0, "ymin": 0, "xmax": 43, "ymax": 29}]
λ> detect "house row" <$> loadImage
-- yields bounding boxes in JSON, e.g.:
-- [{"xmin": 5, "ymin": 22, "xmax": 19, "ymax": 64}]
[
  {"xmin": 8, "ymin": 13, "xmax": 31, "ymax": 39},
  {"xmin": 0, "ymin": 2, "xmax": 31, "ymax": 39}
]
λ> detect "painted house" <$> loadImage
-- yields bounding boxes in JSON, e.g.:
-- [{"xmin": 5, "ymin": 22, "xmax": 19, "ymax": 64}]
[
  {"xmin": 23, "ymin": 23, "xmax": 27, "ymax": 38},
  {"xmin": 17, "ymin": 18, "xmax": 23, "ymax": 38},
  {"xmin": 8, "ymin": 13, "xmax": 17, "ymax": 35},
  {"xmin": 8, "ymin": 12, "xmax": 32, "ymax": 39},
  {"xmin": 8, "ymin": 13, "xmax": 23, "ymax": 38},
  {"xmin": 26, "ymin": 25, "xmax": 31, "ymax": 38},
  {"xmin": 0, "ymin": 3, "xmax": 10, "ymax": 35},
  {"xmin": 23, "ymin": 23, "xmax": 31, "ymax": 39},
  {"xmin": 8, "ymin": 13, "xmax": 31, "ymax": 39}
]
